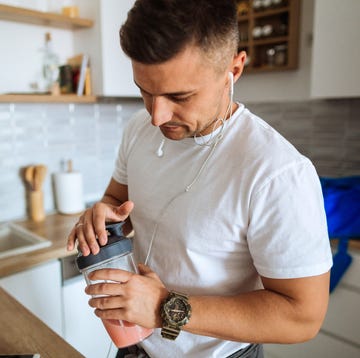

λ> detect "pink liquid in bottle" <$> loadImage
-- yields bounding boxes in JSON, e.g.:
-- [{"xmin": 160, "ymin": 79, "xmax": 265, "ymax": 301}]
[{"xmin": 102, "ymin": 319, "xmax": 153, "ymax": 348}]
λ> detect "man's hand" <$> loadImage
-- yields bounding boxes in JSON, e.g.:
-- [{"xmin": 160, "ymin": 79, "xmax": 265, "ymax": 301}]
[
  {"xmin": 67, "ymin": 200, "xmax": 134, "ymax": 256},
  {"xmin": 85, "ymin": 264, "xmax": 169, "ymax": 329}
]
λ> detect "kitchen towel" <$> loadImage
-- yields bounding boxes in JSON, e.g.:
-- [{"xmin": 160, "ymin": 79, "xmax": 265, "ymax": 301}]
[{"xmin": 53, "ymin": 171, "xmax": 85, "ymax": 214}]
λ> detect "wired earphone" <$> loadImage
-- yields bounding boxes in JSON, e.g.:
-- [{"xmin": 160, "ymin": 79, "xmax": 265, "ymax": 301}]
[
  {"xmin": 156, "ymin": 72, "xmax": 234, "ymax": 156},
  {"xmin": 156, "ymin": 138, "xmax": 165, "ymax": 157},
  {"xmin": 229, "ymin": 71, "xmax": 234, "ymax": 99},
  {"xmin": 145, "ymin": 72, "xmax": 234, "ymax": 265}
]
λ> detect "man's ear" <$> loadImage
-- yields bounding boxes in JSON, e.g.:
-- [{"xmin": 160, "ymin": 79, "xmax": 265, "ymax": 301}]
[{"xmin": 230, "ymin": 51, "xmax": 247, "ymax": 82}]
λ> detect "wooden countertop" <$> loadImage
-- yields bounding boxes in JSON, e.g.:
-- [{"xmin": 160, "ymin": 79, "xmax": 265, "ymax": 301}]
[
  {"xmin": 0, "ymin": 213, "xmax": 79, "ymax": 278},
  {"xmin": 0, "ymin": 287, "xmax": 83, "ymax": 357}
]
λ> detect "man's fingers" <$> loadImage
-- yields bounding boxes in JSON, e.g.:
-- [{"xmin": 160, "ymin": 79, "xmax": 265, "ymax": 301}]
[
  {"xmin": 138, "ymin": 263, "xmax": 162, "ymax": 280},
  {"xmin": 81, "ymin": 219, "xmax": 101, "ymax": 255},
  {"xmin": 87, "ymin": 268, "xmax": 134, "ymax": 284},
  {"xmin": 67, "ymin": 201, "xmax": 135, "ymax": 256},
  {"xmin": 66, "ymin": 227, "xmax": 77, "ymax": 251},
  {"xmin": 113, "ymin": 201, "xmax": 134, "ymax": 218},
  {"xmin": 92, "ymin": 201, "xmax": 134, "ymax": 245},
  {"xmin": 138, "ymin": 263, "xmax": 153, "ymax": 275},
  {"xmin": 102, "ymin": 200, "xmax": 134, "ymax": 223}
]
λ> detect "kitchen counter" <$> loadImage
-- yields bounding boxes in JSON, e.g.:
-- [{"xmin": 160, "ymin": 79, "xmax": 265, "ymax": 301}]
[
  {"xmin": 0, "ymin": 213, "xmax": 79, "ymax": 278},
  {"xmin": 1, "ymin": 213, "xmax": 359, "ymax": 279},
  {"xmin": 0, "ymin": 287, "xmax": 83, "ymax": 357}
]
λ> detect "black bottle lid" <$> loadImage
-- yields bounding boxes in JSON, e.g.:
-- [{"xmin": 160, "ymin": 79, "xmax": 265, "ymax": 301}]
[{"xmin": 76, "ymin": 222, "xmax": 133, "ymax": 270}]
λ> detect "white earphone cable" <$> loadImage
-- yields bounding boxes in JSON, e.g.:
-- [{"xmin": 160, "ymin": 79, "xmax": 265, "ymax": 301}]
[{"xmin": 145, "ymin": 74, "xmax": 234, "ymax": 265}]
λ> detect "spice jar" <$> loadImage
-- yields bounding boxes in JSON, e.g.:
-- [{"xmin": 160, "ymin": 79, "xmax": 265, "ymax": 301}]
[
  {"xmin": 266, "ymin": 48, "xmax": 276, "ymax": 66},
  {"xmin": 76, "ymin": 222, "xmax": 153, "ymax": 348},
  {"xmin": 274, "ymin": 44, "xmax": 287, "ymax": 66}
]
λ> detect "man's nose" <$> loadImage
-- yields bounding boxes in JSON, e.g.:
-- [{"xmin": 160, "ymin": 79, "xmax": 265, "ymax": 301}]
[{"xmin": 151, "ymin": 96, "xmax": 172, "ymax": 127}]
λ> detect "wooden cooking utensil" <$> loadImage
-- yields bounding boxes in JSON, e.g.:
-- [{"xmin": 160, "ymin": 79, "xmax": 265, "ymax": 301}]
[
  {"xmin": 34, "ymin": 164, "xmax": 47, "ymax": 191},
  {"xmin": 24, "ymin": 165, "xmax": 35, "ymax": 191},
  {"xmin": 23, "ymin": 164, "xmax": 47, "ymax": 222}
]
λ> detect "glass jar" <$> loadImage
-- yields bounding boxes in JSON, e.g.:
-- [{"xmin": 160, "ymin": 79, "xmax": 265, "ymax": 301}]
[
  {"xmin": 266, "ymin": 48, "xmax": 276, "ymax": 66},
  {"xmin": 274, "ymin": 44, "xmax": 287, "ymax": 66}
]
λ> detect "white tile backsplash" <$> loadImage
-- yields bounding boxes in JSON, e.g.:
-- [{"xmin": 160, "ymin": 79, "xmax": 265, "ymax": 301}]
[
  {"xmin": 0, "ymin": 98, "xmax": 359, "ymax": 222},
  {"xmin": 0, "ymin": 100, "xmax": 143, "ymax": 221}
]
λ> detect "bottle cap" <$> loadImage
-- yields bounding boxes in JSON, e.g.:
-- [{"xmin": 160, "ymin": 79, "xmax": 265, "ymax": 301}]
[{"xmin": 76, "ymin": 222, "xmax": 133, "ymax": 270}]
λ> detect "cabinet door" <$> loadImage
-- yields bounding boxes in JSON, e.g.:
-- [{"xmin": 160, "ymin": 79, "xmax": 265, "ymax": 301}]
[
  {"xmin": 0, "ymin": 260, "xmax": 63, "ymax": 336},
  {"xmin": 62, "ymin": 275, "xmax": 117, "ymax": 358},
  {"xmin": 310, "ymin": 0, "xmax": 360, "ymax": 98}
]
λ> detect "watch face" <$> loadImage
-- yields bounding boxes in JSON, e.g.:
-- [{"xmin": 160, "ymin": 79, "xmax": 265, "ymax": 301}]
[{"xmin": 164, "ymin": 296, "xmax": 191, "ymax": 326}]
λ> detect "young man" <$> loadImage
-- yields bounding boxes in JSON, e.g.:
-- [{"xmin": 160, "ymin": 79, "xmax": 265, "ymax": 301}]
[{"xmin": 67, "ymin": 1, "xmax": 332, "ymax": 357}]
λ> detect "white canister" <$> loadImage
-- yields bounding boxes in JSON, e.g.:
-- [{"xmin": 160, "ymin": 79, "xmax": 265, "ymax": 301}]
[{"xmin": 53, "ymin": 171, "xmax": 85, "ymax": 214}]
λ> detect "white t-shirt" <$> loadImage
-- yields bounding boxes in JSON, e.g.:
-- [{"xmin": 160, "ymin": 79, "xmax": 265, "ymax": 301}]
[{"xmin": 112, "ymin": 104, "xmax": 333, "ymax": 358}]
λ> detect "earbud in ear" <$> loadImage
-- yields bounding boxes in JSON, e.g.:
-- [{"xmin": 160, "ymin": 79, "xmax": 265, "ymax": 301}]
[{"xmin": 228, "ymin": 72, "xmax": 234, "ymax": 99}]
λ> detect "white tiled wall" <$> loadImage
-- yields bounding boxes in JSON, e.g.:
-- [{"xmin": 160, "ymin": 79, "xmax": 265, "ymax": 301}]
[
  {"xmin": 0, "ymin": 100, "xmax": 143, "ymax": 221},
  {"xmin": 0, "ymin": 98, "xmax": 359, "ymax": 222}
]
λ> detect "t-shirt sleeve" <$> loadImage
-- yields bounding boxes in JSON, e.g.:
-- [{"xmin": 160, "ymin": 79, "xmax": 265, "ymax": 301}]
[{"xmin": 248, "ymin": 159, "xmax": 333, "ymax": 279}]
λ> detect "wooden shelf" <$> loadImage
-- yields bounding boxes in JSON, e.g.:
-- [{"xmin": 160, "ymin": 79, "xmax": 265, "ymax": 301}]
[
  {"xmin": 237, "ymin": 14, "xmax": 249, "ymax": 23},
  {"xmin": 0, "ymin": 94, "xmax": 97, "ymax": 103},
  {"xmin": 0, "ymin": 4, "xmax": 93, "ymax": 29},
  {"xmin": 244, "ymin": 63, "xmax": 296, "ymax": 74},
  {"xmin": 253, "ymin": 35, "xmax": 289, "ymax": 46},
  {"xmin": 253, "ymin": 6, "xmax": 290, "ymax": 18}
]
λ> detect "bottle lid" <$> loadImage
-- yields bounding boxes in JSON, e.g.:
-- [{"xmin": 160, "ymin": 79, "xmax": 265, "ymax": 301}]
[
  {"xmin": 76, "ymin": 222, "xmax": 133, "ymax": 270},
  {"xmin": 76, "ymin": 236, "xmax": 132, "ymax": 270}
]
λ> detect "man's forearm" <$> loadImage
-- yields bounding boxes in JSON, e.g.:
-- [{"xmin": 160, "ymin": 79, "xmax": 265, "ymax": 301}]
[{"xmin": 183, "ymin": 273, "xmax": 329, "ymax": 344}]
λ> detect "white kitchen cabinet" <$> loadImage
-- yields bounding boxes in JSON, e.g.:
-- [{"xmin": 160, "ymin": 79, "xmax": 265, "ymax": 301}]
[
  {"xmin": 74, "ymin": 0, "xmax": 139, "ymax": 97},
  {"xmin": 62, "ymin": 274, "xmax": 117, "ymax": 358},
  {"xmin": 264, "ymin": 249, "xmax": 360, "ymax": 357},
  {"xmin": 0, "ymin": 260, "xmax": 63, "ymax": 336},
  {"xmin": 310, "ymin": 0, "xmax": 360, "ymax": 98}
]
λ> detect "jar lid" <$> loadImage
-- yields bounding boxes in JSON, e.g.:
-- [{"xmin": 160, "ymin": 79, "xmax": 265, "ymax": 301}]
[{"xmin": 76, "ymin": 236, "xmax": 133, "ymax": 270}]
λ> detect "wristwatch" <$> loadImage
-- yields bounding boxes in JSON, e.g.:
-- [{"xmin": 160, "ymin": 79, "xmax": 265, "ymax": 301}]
[{"xmin": 160, "ymin": 291, "xmax": 192, "ymax": 340}]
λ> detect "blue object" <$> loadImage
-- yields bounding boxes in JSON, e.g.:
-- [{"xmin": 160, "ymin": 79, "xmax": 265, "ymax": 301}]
[
  {"xmin": 320, "ymin": 176, "xmax": 360, "ymax": 292},
  {"xmin": 329, "ymin": 238, "xmax": 352, "ymax": 292}
]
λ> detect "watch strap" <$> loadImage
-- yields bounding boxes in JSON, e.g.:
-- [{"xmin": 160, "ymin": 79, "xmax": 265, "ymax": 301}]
[
  {"xmin": 161, "ymin": 324, "xmax": 181, "ymax": 340},
  {"xmin": 170, "ymin": 290, "xmax": 189, "ymax": 300},
  {"xmin": 160, "ymin": 290, "xmax": 191, "ymax": 340}
]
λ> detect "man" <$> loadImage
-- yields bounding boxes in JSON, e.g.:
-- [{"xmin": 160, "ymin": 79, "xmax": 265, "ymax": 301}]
[{"xmin": 67, "ymin": 1, "xmax": 333, "ymax": 357}]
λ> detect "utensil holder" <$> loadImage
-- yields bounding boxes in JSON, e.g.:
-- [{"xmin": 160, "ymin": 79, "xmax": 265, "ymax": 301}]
[{"xmin": 28, "ymin": 190, "xmax": 45, "ymax": 222}]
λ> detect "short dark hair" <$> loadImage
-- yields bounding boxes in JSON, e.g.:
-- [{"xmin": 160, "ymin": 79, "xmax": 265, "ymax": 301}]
[{"xmin": 120, "ymin": 0, "xmax": 239, "ymax": 70}]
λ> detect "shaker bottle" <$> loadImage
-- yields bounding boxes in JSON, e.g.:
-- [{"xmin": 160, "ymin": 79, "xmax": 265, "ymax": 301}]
[{"xmin": 76, "ymin": 222, "xmax": 153, "ymax": 348}]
